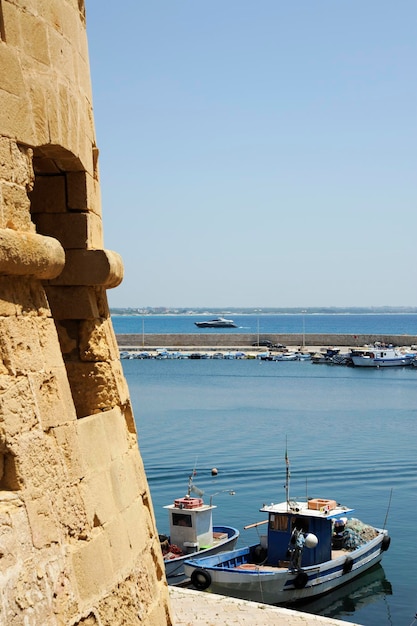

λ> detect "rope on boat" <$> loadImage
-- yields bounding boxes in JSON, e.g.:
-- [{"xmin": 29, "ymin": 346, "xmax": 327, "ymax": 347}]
[{"xmin": 255, "ymin": 566, "xmax": 265, "ymax": 604}]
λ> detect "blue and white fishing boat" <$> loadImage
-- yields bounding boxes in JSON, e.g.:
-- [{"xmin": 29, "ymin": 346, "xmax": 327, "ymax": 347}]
[
  {"xmin": 183, "ymin": 455, "xmax": 390, "ymax": 604},
  {"xmin": 350, "ymin": 346, "xmax": 415, "ymax": 367},
  {"xmin": 160, "ymin": 473, "xmax": 239, "ymax": 585}
]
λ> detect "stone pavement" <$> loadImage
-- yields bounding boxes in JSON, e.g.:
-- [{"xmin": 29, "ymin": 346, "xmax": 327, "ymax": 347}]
[{"xmin": 170, "ymin": 587, "xmax": 361, "ymax": 626}]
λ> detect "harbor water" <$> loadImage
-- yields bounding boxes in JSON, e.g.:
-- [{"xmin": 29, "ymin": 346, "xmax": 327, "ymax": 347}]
[
  {"xmin": 112, "ymin": 313, "xmax": 417, "ymax": 336},
  {"xmin": 122, "ymin": 356, "xmax": 417, "ymax": 626}
]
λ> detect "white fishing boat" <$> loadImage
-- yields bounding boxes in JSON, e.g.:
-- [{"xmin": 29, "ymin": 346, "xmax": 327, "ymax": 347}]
[
  {"xmin": 184, "ymin": 455, "xmax": 390, "ymax": 604},
  {"xmin": 350, "ymin": 346, "xmax": 415, "ymax": 367},
  {"xmin": 160, "ymin": 473, "xmax": 239, "ymax": 585}
]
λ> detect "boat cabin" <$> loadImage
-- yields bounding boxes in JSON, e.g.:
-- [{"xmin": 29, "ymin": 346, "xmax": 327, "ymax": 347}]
[
  {"xmin": 164, "ymin": 496, "xmax": 216, "ymax": 553},
  {"xmin": 260, "ymin": 499, "xmax": 354, "ymax": 568}
]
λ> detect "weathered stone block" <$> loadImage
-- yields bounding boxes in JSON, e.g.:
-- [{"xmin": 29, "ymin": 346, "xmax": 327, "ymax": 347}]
[
  {"xmin": 0, "ymin": 276, "xmax": 19, "ymax": 315},
  {"xmin": 29, "ymin": 174, "xmax": 66, "ymax": 214},
  {"xmin": 20, "ymin": 11, "xmax": 50, "ymax": 66},
  {"xmin": 53, "ymin": 319, "xmax": 79, "ymax": 357},
  {"xmin": 71, "ymin": 531, "xmax": 114, "ymax": 601},
  {"xmin": 33, "ymin": 211, "xmax": 103, "ymax": 249},
  {"xmin": 76, "ymin": 413, "xmax": 112, "ymax": 472},
  {"xmin": 49, "ymin": 28, "xmax": 75, "ymax": 84},
  {"xmin": 25, "ymin": 496, "xmax": 61, "ymax": 548},
  {"xmin": 79, "ymin": 317, "xmax": 119, "ymax": 362},
  {"xmin": 100, "ymin": 408, "xmax": 130, "ymax": 461},
  {"xmin": 66, "ymin": 171, "xmax": 87, "ymax": 211},
  {"xmin": 0, "ymin": 317, "xmax": 44, "ymax": 375},
  {"xmin": 0, "ymin": 375, "xmax": 39, "ymax": 437},
  {"xmin": 37, "ymin": 317, "xmax": 66, "ymax": 368},
  {"xmin": 122, "ymin": 499, "xmax": 152, "ymax": 560},
  {"xmin": 0, "ymin": 44, "xmax": 25, "ymax": 97},
  {"xmin": 1, "ymin": 183, "xmax": 34, "ymax": 231},
  {"xmin": 104, "ymin": 513, "xmax": 133, "ymax": 574},
  {"xmin": 0, "ymin": 494, "xmax": 28, "ymax": 570},
  {"xmin": 28, "ymin": 367, "xmax": 76, "ymax": 430},
  {"xmin": 46, "ymin": 285, "xmax": 100, "ymax": 320},
  {"xmin": 28, "ymin": 80, "xmax": 50, "ymax": 147},
  {"xmin": 0, "ymin": 137, "xmax": 13, "ymax": 180},
  {"xmin": 0, "ymin": 91, "xmax": 33, "ymax": 146},
  {"xmin": 109, "ymin": 452, "xmax": 141, "ymax": 513},
  {"xmin": 0, "ymin": 1, "xmax": 22, "ymax": 49},
  {"xmin": 65, "ymin": 361, "xmax": 127, "ymax": 418},
  {"xmin": 79, "ymin": 469, "xmax": 116, "ymax": 528},
  {"xmin": 53, "ymin": 483, "xmax": 90, "ymax": 541},
  {"xmin": 10, "ymin": 430, "xmax": 65, "ymax": 496},
  {"xmin": 52, "ymin": 422, "xmax": 86, "ymax": 483},
  {"xmin": 10, "ymin": 143, "xmax": 34, "ymax": 188}
]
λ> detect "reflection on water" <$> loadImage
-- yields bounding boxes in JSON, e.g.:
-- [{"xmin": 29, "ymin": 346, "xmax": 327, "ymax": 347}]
[{"xmin": 300, "ymin": 564, "xmax": 392, "ymax": 618}]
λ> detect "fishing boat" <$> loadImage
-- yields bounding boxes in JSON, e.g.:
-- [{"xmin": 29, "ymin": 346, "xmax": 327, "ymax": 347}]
[
  {"xmin": 183, "ymin": 456, "xmax": 391, "ymax": 604},
  {"xmin": 350, "ymin": 346, "xmax": 415, "ymax": 367},
  {"xmin": 194, "ymin": 317, "xmax": 237, "ymax": 328},
  {"xmin": 160, "ymin": 473, "xmax": 239, "ymax": 585}
]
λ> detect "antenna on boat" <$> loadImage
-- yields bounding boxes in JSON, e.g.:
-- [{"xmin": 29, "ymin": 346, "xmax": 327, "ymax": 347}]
[
  {"xmin": 285, "ymin": 437, "xmax": 290, "ymax": 508},
  {"xmin": 187, "ymin": 457, "xmax": 199, "ymax": 497}
]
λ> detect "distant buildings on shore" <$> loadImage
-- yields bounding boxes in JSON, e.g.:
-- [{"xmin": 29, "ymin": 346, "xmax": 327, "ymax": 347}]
[{"xmin": 110, "ymin": 306, "xmax": 417, "ymax": 316}]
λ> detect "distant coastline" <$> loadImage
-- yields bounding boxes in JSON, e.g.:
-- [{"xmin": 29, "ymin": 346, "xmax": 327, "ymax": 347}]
[{"xmin": 111, "ymin": 306, "xmax": 417, "ymax": 316}]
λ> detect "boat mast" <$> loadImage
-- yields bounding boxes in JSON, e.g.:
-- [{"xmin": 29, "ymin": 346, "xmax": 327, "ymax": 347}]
[{"xmin": 285, "ymin": 439, "xmax": 290, "ymax": 508}]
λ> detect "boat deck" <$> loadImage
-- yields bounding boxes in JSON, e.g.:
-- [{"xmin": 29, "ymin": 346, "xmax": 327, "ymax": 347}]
[{"xmin": 232, "ymin": 549, "xmax": 348, "ymax": 572}]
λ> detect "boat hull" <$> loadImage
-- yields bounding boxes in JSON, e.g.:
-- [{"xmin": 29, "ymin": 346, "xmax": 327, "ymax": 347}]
[
  {"xmin": 164, "ymin": 525, "xmax": 239, "ymax": 585},
  {"xmin": 194, "ymin": 323, "xmax": 237, "ymax": 328},
  {"xmin": 351, "ymin": 356, "xmax": 414, "ymax": 367},
  {"xmin": 184, "ymin": 530, "xmax": 389, "ymax": 604}
]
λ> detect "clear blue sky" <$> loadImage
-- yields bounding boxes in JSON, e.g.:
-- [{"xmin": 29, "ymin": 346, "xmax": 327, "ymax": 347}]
[{"xmin": 86, "ymin": 1, "xmax": 416, "ymax": 309}]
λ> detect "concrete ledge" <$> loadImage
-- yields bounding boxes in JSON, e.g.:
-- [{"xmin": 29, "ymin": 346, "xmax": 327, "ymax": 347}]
[
  {"xmin": 116, "ymin": 333, "xmax": 417, "ymax": 349},
  {"xmin": 170, "ymin": 587, "xmax": 361, "ymax": 626}
]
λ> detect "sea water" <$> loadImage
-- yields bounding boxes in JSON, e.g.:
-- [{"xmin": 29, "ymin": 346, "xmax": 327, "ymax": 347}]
[
  {"xmin": 112, "ymin": 313, "xmax": 417, "ymax": 336},
  {"xmin": 123, "ymin": 358, "xmax": 417, "ymax": 626}
]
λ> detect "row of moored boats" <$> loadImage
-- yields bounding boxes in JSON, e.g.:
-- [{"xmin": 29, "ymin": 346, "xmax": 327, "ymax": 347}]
[{"xmin": 120, "ymin": 345, "xmax": 417, "ymax": 367}]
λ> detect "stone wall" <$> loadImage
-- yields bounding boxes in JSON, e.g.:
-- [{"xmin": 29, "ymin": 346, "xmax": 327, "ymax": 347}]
[
  {"xmin": 116, "ymin": 333, "xmax": 417, "ymax": 349},
  {"xmin": 0, "ymin": 2, "xmax": 171, "ymax": 624}
]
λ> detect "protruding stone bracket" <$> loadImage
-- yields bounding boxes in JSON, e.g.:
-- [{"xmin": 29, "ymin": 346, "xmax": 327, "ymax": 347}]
[
  {"xmin": 0, "ymin": 228, "xmax": 65, "ymax": 279},
  {"xmin": 48, "ymin": 249, "xmax": 124, "ymax": 289}
]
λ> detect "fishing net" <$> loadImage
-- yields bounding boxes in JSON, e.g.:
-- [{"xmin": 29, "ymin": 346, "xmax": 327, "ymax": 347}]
[{"xmin": 341, "ymin": 518, "xmax": 379, "ymax": 550}]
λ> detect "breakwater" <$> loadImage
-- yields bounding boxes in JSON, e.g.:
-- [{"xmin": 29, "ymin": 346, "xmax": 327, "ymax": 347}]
[{"xmin": 116, "ymin": 333, "xmax": 417, "ymax": 349}]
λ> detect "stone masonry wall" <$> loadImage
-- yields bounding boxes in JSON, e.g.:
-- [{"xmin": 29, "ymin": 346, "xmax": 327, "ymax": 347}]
[{"xmin": 0, "ymin": 2, "xmax": 171, "ymax": 624}]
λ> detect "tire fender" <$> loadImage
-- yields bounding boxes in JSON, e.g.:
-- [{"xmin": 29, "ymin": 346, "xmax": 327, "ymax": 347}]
[
  {"xmin": 343, "ymin": 556, "xmax": 353, "ymax": 574},
  {"xmin": 293, "ymin": 570, "xmax": 308, "ymax": 589},
  {"xmin": 190, "ymin": 568, "xmax": 212, "ymax": 591},
  {"xmin": 381, "ymin": 535, "xmax": 391, "ymax": 552}
]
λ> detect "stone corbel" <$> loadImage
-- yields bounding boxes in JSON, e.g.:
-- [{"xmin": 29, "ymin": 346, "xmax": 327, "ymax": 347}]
[
  {"xmin": 47, "ymin": 249, "xmax": 124, "ymax": 289},
  {"xmin": 0, "ymin": 228, "xmax": 65, "ymax": 279}
]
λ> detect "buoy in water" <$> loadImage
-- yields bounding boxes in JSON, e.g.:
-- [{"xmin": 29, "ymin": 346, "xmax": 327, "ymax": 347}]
[{"xmin": 211, "ymin": 468, "xmax": 218, "ymax": 476}]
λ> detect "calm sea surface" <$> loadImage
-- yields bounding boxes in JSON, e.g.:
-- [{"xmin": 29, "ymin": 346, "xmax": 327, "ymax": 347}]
[
  {"xmin": 112, "ymin": 313, "xmax": 417, "ymax": 336},
  {"xmin": 123, "ymin": 357, "xmax": 417, "ymax": 626}
]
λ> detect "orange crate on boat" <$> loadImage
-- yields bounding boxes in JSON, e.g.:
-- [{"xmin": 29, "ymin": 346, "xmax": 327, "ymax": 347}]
[
  {"xmin": 174, "ymin": 497, "xmax": 203, "ymax": 509},
  {"xmin": 308, "ymin": 498, "xmax": 337, "ymax": 512}
]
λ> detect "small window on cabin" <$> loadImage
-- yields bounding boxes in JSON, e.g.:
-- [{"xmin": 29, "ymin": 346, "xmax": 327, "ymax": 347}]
[
  {"xmin": 172, "ymin": 513, "xmax": 192, "ymax": 527},
  {"xmin": 269, "ymin": 515, "xmax": 288, "ymax": 531},
  {"xmin": 291, "ymin": 516, "xmax": 309, "ymax": 533}
]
